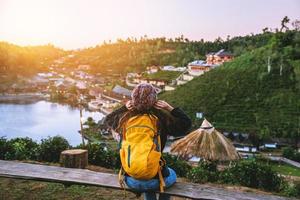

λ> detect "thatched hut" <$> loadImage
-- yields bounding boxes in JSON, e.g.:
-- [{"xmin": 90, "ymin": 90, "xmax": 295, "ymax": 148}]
[{"xmin": 170, "ymin": 119, "xmax": 240, "ymax": 161}]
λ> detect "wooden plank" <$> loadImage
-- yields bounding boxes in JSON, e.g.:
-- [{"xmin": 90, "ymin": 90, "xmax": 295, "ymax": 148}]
[{"xmin": 0, "ymin": 160, "xmax": 290, "ymax": 200}]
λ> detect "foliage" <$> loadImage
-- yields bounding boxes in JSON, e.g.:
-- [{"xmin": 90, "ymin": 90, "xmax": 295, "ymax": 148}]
[
  {"xmin": 39, "ymin": 136, "xmax": 70, "ymax": 162},
  {"xmin": 3, "ymin": 137, "xmax": 40, "ymax": 160},
  {"xmin": 198, "ymin": 160, "xmax": 218, "ymax": 172},
  {"xmin": 162, "ymin": 153, "xmax": 192, "ymax": 177},
  {"xmin": 0, "ymin": 42, "xmax": 65, "ymax": 77},
  {"xmin": 78, "ymin": 143, "xmax": 120, "ymax": 169},
  {"xmin": 187, "ymin": 159, "xmax": 284, "ymax": 192},
  {"xmin": 83, "ymin": 117, "xmax": 102, "ymax": 142},
  {"xmin": 282, "ymin": 147, "xmax": 300, "ymax": 162},
  {"xmin": 0, "ymin": 137, "xmax": 11, "ymax": 160},
  {"xmin": 52, "ymin": 30, "xmax": 278, "ymax": 76},
  {"xmin": 187, "ymin": 161, "xmax": 218, "ymax": 183},
  {"xmin": 295, "ymin": 181, "xmax": 300, "ymax": 197},
  {"xmin": 160, "ymin": 30, "xmax": 300, "ymax": 145},
  {"xmin": 219, "ymin": 160, "xmax": 284, "ymax": 192},
  {"xmin": 281, "ymin": 182, "xmax": 299, "ymax": 197}
]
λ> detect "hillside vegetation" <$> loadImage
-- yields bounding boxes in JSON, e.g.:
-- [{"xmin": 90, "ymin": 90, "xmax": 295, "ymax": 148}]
[
  {"xmin": 0, "ymin": 43, "xmax": 65, "ymax": 77},
  {"xmin": 68, "ymin": 32, "xmax": 275, "ymax": 75},
  {"xmin": 160, "ymin": 30, "xmax": 300, "ymax": 144},
  {"xmin": 0, "ymin": 25, "xmax": 282, "ymax": 78}
]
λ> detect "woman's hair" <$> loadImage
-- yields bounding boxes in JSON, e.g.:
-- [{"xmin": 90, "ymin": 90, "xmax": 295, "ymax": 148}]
[
  {"xmin": 116, "ymin": 83, "xmax": 157, "ymax": 133},
  {"xmin": 131, "ymin": 83, "xmax": 157, "ymax": 111}
]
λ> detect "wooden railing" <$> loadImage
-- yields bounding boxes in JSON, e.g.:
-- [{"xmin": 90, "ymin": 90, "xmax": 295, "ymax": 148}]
[{"xmin": 0, "ymin": 160, "xmax": 290, "ymax": 200}]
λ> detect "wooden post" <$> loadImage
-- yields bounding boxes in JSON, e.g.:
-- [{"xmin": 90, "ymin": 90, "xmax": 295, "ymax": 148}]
[
  {"xmin": 60, "ymin": 149, "xmax": 88, "ymax": 169},
  {"xmin": 79, "ymin": 107, "xmax": 86, "ymax": 146}
]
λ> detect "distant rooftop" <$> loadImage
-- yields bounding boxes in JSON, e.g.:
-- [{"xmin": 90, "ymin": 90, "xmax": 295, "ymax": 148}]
[
  {"xmin": 207, "ymin": 49, "xmax": 233, "ymax": 57},
  {"xmin": 188, "ymin": 60, "xmax": 215, "ymax": 67},
  {"xmin": 112, "ymin": 85, "xmax": 132, "ymax": 97},
  {"xmin": 188, "ymin": 60, "xmax": 206, "ymax": 66}
]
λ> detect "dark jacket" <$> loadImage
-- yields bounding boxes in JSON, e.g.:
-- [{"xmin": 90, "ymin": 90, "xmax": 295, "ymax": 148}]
[{"xmin": 103, "ymin": 105, "xmax": 192, "ymax": 151}]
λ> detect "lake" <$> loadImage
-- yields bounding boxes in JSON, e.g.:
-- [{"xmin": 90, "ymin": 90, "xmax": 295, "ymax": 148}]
[{"xmin": 0, "ymin": 101, "xmax": 105, "ymax": 146}]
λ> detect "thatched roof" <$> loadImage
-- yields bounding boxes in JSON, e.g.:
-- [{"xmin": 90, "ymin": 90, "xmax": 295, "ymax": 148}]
[{"xmin": 170, "ymin": 119, "xmax": 240, "ymax": 161}]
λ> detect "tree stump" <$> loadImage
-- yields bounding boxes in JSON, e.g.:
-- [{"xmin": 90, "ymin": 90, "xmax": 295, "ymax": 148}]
[{"xmin": 60, "ymin": 149, "xmax": 88, "ymax": 169}]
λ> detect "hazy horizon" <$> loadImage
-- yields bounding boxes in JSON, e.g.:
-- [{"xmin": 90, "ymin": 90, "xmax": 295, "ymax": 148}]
[{"xmin": 0, "ymin": 0, "xmax": 299, "ymax": 50}]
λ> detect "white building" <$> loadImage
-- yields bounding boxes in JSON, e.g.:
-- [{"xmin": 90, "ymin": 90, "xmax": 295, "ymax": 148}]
[
  {"xmin": 146, "ymin": 66, "xmax": 160, "ymax": 74},
  {"xmin": 78, "ymin": 65, "xmax": 91, "ymax": 70},
  {"xmin": 161, "ymin": 66, "xmax": 186, "ymax": 72},
  {"xmin": 187, "ymin": 60, "xmax": 214, "ymax": 76},
  {"xmin": 164, "ymin": 85, "xmax": 176, "ymax": 91}
]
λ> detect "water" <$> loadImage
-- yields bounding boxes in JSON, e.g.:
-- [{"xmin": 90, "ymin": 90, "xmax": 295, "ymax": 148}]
[{"xmin": 0, "ymin": 101, "xmax": 105, "ymax": 146}]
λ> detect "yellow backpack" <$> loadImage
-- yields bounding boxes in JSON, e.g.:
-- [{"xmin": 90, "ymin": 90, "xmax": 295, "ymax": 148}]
[{"xmin": 119, "ymin": 114, "xmax": 166, "ymax": 192}]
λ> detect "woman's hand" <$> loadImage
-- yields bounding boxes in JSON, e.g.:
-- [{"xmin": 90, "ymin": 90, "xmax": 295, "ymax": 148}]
[
  {"xmin": 125, "ymin": 100, "xmax": 134, "ymax": 110},
  {"xmin": 154, "ymin": 100, "xmax": 174, "ymax": 112}
]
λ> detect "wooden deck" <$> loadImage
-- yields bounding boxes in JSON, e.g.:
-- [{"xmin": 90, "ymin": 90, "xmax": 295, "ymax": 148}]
[{"xmin": 0, "ymin": 160, "xmax": 291, "ymax": 200}]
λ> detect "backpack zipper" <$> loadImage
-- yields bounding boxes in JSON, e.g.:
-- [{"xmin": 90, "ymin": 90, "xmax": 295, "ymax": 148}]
[
  {"xmin": 127, "ymin": 145, "xmax": 131, "ymax": 168},
  {"xmin": 125, "ymin": 125, "xmax": 156, "ymax": 133}
]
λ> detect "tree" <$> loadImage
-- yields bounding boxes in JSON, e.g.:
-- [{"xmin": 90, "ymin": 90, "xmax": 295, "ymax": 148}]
[
  {"xmin": 291, "ymin": 19, "xmax": 300, "ymax": 31},
  {"xmin": 280, "ymin": 16, "xmax": 290, "ymax": 32},
  {"xmin": 262, "ymin": 27, "xmax": 269, "ymax": 33}
]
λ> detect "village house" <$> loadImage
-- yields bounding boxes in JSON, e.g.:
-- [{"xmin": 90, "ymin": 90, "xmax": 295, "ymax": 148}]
[
  {"xmin": 132, "ymin": 77, "xmax": 167, "ymax": 88},
  {"xmin": 187, "ymin": 49, "xmax": 233, "ymax": 77},
  {"xmin": 76, "ymin": 81, "xmax": 88, "ymax": 90},
  {"xmin": 73, "ymin": 71, "xmax": 89, "ymax": 80},
  {"xmin": 77, "ymin": 64, "xmax": 91, "ymax": 71},
  {"xmin": 206, "ymin": 49, "xmax": 234, "ymax": 65},
  {"xmin": 161, "ymin": 66, "xmax": 186, "ymax": 72},
  {"xmin": 187, "ymin": 60, "xmax": 213, "ymax": 76},
  {"xmin": 164, "ymin": 85, "xmax": 176, "ymax": 91},
  {"xmin": 37, "ymin": 72, "xmax": 53, "ymax": 78},
  {"xmin": 112, "ymin": 85, "xmax": 132, "ymax": 99},
  {"xmin": 146, "ymin": 66, "xmax": 160, "ymax": 74}
]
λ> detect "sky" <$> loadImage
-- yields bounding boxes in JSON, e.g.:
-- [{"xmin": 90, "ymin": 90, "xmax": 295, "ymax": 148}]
[{"xmin": 0, "ymin": 0, "xmax": 299, "ymax": 50}]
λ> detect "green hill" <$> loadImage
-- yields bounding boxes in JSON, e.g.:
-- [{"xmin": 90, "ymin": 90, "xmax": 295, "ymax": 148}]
[
  {"xmin": 0, "ymin": 42, "xmax": 65, "ymax": 77},
  {"xmin": 64, "ymin": 31, "xmax": 275, "ymax": 75},
  {"xmin": 160, "ymin": 30, "xmax": 300, "ymax": 144}
]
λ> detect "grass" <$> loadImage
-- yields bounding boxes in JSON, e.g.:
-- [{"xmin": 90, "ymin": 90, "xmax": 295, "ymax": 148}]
[
  {"xmin": 271, "ymin": 163, "xmax": 300, "ymax": 177},
  {"xmin": 0, "ymin": 178, "xmax": 137, "ymax": 200},
  {"xmin": 257, "ymin": 158, "xmax": 300, "ymax": 177}
]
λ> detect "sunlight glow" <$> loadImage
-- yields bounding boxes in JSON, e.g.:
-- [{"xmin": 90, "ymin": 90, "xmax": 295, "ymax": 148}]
[{"xmin": 0, "ymin": 0, "xmax": 299, "ymax": 49}]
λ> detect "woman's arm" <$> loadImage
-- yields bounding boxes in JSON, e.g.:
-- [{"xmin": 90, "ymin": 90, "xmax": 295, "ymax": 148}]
[
  {"xmin": 154, "ymin": 100, "xmax": 192, "ymax": 137},
  {"xmin": 168, "ymin": 107, "xmax": 192, "ymax": 136},
  {"xmin": 103, "ymin": 105, "xmax": 128, "ymax": 130}
]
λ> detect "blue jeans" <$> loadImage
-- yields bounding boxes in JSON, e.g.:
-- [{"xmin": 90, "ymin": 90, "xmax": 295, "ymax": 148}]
[{"xmin": 125, "ymin": 168, "xmax": 177, "ymax": 200}]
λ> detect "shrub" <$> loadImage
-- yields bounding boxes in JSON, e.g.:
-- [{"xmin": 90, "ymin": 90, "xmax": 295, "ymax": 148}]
[
  {"xmin": 163, "ymin": 153, "xmax": 192, "ymax": 177},
  {"xmin": 0, "ymin": 137, "xmax": 12, "ymax": 160},
  {"xmin": 198, "ymin": 160, "xmax": 218, "ymax": 172},
  {"xmin": 187, "ymin": 167, "xmax": 211, "ymax": 183},
  {"xmin": 4, "ymin": 137, "xmax": 39, "ymax": 160},
  {"xmin": 282, "ymin": 147, "xmax": 300, "ymax": 162},
  {"xmin": 187, "ymin": 161, "xmax": 219, "ymax": 183},
  {"xmin": 292, "ymin": 152, "xmax": 300, "ymax": 162},
  {"xmin": 218, "ymin": 168, "xmax": 236, "ymax": 185},
  {"xmin": 281, "ymin": 182, "xmax": 299, "ymax": 197},
  {"xmin": 294, "ymin": 181, "xmax": 300, "ymax": 197},
  {"xmin": 282, "ymin": 147, "xmax": 295, "ymax": 159},
  {"xmin": 83, "ymin": 143, "xmax": 120, "ymax": 169},
  {"xmin": 39, "ymin": 136, "xmax": 70, "ymax": 162},
  {"xmin": 219, "ymin": 160, "xmax": 283, "ymax": 192}
]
